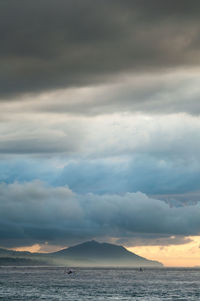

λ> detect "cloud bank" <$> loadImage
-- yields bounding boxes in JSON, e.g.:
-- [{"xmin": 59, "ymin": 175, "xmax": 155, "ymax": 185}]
[{"xmin": 0, "ymin": 181, "xmax": 200, "ymax": 248}]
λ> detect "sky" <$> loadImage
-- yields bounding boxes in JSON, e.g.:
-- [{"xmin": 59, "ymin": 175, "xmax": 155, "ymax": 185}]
[{"xmin": 1, "ymin": 0, "xmax": 200, "ymax": 267}]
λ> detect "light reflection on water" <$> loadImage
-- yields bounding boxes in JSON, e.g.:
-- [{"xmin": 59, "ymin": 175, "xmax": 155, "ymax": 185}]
[{"xmin": 0, "ymin": 267, "xmax": 200, "ymax": 300}]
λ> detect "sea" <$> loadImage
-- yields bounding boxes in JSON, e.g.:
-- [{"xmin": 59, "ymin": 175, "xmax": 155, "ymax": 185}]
[{"xmin": 0, "ymin": 267, "xmax": 199, "ymax": 300}]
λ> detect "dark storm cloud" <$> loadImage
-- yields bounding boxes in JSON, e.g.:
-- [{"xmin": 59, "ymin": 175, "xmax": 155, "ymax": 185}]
[
  {"xmin": 0, "ymin": 181, "xmax": 200, "ymax": 248},
  {"xmin": 1, "ymin": 0, "xmax": 200, "ymax": 98}
]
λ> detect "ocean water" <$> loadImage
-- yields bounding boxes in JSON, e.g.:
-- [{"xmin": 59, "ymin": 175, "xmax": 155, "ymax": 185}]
[{"xmin": 0, "ymin": 267, "xmax": 199, "ymax": 300}]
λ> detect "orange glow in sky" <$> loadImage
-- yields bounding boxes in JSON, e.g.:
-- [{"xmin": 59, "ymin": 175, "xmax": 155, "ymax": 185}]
[
  {"xmin": 127, "ymin": 236, "xmax": 200, "ymax": 267},
  {"xmin": 11, "ymin": 243, "xmax": 65, "ymax": 254}
]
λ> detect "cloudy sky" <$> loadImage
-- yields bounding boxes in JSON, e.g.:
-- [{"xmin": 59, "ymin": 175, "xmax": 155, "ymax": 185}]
[{"xmin": 1, "ymin": 0, "xmax": 200, "ymax": 266}]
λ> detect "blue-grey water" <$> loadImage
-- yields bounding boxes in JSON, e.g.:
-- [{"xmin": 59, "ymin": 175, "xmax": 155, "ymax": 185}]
[{"xmin": 0, "ymin": 267, "xmax": 200, "ymax": 300}]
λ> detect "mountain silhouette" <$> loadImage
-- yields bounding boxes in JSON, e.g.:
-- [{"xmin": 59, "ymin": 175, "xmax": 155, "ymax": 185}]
[{"xmin": 51, "ymin": 240, "xmax": 163, "ymax": 267}]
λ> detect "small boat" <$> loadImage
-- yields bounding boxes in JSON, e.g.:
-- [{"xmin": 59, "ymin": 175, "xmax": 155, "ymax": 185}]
[
  {"xmin": 67, "ymin": 270, "xmax": 73, "ymax": 274},
  {"xmin": 64, "ymin": 267, "xmax": 74, "ymax": 275}
]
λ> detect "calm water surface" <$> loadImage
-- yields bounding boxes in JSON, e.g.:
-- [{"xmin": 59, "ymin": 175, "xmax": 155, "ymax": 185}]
[{"xmin": 0, "ymin": 267, "xmax": 199, "ymax": 300}]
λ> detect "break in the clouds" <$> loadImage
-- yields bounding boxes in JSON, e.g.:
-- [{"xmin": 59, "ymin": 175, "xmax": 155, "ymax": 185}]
[{"xmin": 0, "ymin": 181, "xmax": 200, "ymax": 248}]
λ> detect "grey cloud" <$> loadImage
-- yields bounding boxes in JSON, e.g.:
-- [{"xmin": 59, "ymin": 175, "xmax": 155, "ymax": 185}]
[
  {"xmin": 19, "ymin": 72, "xmax": 200, "ymax": 116},
  {"xmin": 0, "ymin": 181, "xmax": 200, "ymax": 248},
  {"xmin": 0, "ymin": 117, "xmax": 84, "ymax": 155},
  {"xmin": 0, "ymin": 136, "xmax": 74, "ymax": 155},
  {"xmin": 151, "ymin": 191, "xmax": 200, "ymax": 206},
  {"xmin": 115, "ymin": 235, "xmax": 192, "ymax": 247},
  {"xmin": 1, "ymin": 0, "xmax": 200, "ymax": 98}
]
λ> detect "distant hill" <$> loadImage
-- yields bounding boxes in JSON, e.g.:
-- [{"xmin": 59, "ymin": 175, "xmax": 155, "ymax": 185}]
[
  {"xmin": 50, "ymin": 240, "xmax": 163, "ymax": 267},
  {"xmin": 0, "ymin": 257, "xmax": 49, "ymax": 266},
  {"xmin": 0, "ymin": 248, "xmax": 51, "ymax": 266}
]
